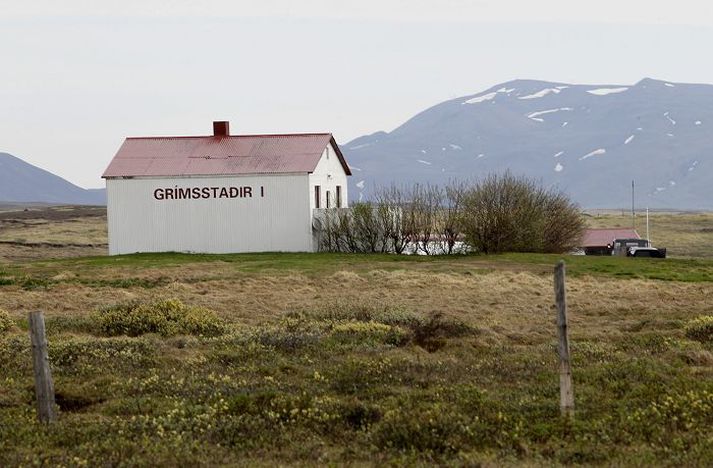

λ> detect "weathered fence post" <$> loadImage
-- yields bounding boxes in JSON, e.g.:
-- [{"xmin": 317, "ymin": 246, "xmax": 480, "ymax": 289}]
[
  {"xmin": 554, "ymin": 261, "xmax": 574, "ymax": 419},
  {"xmin": 29, "ymin": 311, "xmax": 56, "ymax": 423}
]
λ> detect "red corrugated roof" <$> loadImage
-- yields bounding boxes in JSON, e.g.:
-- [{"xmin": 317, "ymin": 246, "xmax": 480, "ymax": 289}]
[
  {"xmin": 102, "ymin": 133, "xmax": 351, "ymax": 178},
  {"xmin": 582, "ymin": 228, "xmax": 640, "ymax": 247}
]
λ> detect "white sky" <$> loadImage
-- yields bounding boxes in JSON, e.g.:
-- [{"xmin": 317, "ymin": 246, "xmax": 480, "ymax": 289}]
[{"xmin": 2, "ymin": 0, "xmax": 713, "ymax": 188}]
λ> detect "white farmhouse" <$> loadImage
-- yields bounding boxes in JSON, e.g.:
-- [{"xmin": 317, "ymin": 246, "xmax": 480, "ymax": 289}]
[{"xmin": 102, "ymin": 121, "xmax": 350, "ymax": 255}]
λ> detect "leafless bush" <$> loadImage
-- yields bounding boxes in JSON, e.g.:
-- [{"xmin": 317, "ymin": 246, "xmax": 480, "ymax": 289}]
[
  {"xmin": 374, "ymin": 185, "xmax": 412, "ymax": 254},
  {"xmin": 439, "ymin": 180, "xmax": 467, "ymax": 255},
  {"xmin": 318, "ymin": 203, "xmax": 393, "ymax": 253},
  {"xmin": 409, "ymin": 184, "xmax": 441, "ymax": 255}
]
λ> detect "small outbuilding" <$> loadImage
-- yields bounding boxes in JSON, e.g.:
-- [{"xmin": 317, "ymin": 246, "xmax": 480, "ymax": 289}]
[
  {"xmin": 102, "ymin": 121, "xmax": 350, "ymax": 255},
  {"xmin": 581, "ymin": 228, "xmax": 640, "ymax": 255}
]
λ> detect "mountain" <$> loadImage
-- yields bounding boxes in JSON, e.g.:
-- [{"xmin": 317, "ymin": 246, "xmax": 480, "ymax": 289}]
[
  {"xmin": 343, "ymin": 78, "xmax": 713, "ymax": 209},
  {"xmin": 0, "ymin": 152, "xmax": 106, "ymax": 205}
]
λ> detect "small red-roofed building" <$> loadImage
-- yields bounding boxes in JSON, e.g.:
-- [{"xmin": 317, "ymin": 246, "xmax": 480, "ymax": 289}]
[{"xmin": 581, "ymin": 228, "xmax": 640, "ymax": 255}]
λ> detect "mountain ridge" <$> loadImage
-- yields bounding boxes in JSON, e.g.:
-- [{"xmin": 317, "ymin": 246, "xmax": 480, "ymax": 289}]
[
  {"xmin": 0, "ymin": 152, "xmax": 106, "ymax": 205},
  {"xmin": 344, "ymin": 78, "xmax": 712, "ymax": 209}
]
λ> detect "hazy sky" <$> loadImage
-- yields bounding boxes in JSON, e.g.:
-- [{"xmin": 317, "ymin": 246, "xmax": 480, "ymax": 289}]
[{"xmin": 2, "ymin": 0, "xmax": 713, "ymax": 188}]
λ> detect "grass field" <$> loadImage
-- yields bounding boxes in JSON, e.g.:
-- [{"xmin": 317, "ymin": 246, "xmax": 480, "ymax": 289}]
[{"xmin": 1, "ymin": 207, "xmax": 712, "ymax": 466}]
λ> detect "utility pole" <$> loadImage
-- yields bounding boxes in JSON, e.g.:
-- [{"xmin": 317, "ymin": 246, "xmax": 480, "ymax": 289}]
[
  {"xmin": 631, "ymin": 180, "xmax": 635, "ymax": 230},
  {"xmin": 646, "ymin": 207, "xmax": 651, "ymax": 246}
]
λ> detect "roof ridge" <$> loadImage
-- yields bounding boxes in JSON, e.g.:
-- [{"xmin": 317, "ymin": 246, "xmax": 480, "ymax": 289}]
[{"xmin": 126, "ymin": 133, "xmax": 333, "ymax": 140}]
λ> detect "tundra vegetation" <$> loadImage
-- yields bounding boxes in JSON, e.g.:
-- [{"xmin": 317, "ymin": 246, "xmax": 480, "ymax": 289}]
[
  {"xmin": 318, "ymin": 174, "xmax": 585, "ymax": 255},
  {"xmin": 0, "ymin": 206, "xmax": 712, "ymax": 466}
]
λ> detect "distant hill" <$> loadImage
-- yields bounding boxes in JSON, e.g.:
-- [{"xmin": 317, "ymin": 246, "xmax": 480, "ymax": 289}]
[
  {"xmin": 0, "ymin": 152, "xmax": 105, "ymax": 205},
  {"xmin": 343, "ymin": 78, "xmax": 713, "ymax": 209}
]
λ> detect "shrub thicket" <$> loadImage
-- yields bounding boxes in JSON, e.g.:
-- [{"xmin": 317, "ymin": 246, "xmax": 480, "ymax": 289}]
[
  {"xmin": 94, "ymin": 299, "xmax": 226, "ymax": 337},
  {"xmin": 0, "ymin": 309, "xmax": 13, "ymax": 333},
  {"xmin": 684, "ymin": 316, "xmax": 713, "ymax": 343},
  {"xmin": 318, "ymin": 183, "xmax": 469, "ymax": 255},
  {"xmin": 460, "ymin": 173, "xmax": 585, "ymax": 254},
  {"xmin": 318, "ymin": 174, "xmax": 584, "ymax": 255}
]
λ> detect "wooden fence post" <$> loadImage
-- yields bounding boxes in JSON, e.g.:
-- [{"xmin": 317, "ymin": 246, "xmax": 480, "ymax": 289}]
[
  {"xmin": 554, "ymin": 261, "xmax": 574, "ymax": 419},
  {"xmin": 29, "ymin": 311, "xmax": 56, "ymax": 423}
]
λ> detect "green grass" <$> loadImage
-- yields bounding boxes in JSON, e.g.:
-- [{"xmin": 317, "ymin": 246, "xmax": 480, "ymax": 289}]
[
  {"xmin": 497, "ymin": 253, "xmax": 713, "ymax": 282},
  {"xmin": 2, "ymin": 251, "xmax": 713, "ymax": 290}
]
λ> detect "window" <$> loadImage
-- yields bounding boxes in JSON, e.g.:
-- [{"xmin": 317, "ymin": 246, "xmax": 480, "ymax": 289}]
[
  {"xmin": 326, "ymin": 190, "xmax": 332, "ymax": 208},
  {"xmin": 314, "ymin": 185, "xmax": 321, "ymax": 208},
  {"xmin": 336, "ymin": 186, "xmax": 342, "ymax": 208}
]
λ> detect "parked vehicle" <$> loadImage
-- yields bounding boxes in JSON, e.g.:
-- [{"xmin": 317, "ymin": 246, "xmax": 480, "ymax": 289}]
[{"xmin": 610, "ymin": 238, "xmax": 667, "ymax": 258}]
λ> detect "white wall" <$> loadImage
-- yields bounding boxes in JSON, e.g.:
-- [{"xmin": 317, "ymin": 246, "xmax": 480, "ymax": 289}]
[
  {"xmin": 308, "ymin": 142, "xmax": 350, "ymax": 211},
  {"xmin": 106, "ymin": 174, "xmax": 311, "ymax": 255}
]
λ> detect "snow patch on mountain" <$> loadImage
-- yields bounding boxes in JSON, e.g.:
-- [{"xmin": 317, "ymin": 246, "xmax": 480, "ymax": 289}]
[
  {"xmin": 464, "ymin": 92, "xmax": 498, "ymax": 104},
  {"xmin": 554, "ymin": 151, "xmax": 564, "ymax": 158},
  {"xmin": 463, "ymin": 87, "xmax": 515, "ymax": 104},
  {"xmin": 417, "ymin": 159, "xmax": 432, "ymax": 165},
  {"xmin": 579, "ymin": 148, "xmax": 606, "ymax": 160},
  {"xmin": 664, "ymin": 112, "xmax": 677, "ymax": 125},
  {"xmin": 624, "ymin": 135, "xmax": 635, "ymax": 145},
  {"xmin": 665, "ymin": 83, "xmax": 675, "ymax": 87},
  {"xmin": 695, "ymin": 121, "xmax": 702, "ymax": 125},
  {"xmin": 554, "ymin": 163, "xmax": 564, "ymax": 172},
  {"xmin": 527, "ymin": 107, "xmax": 573, "ymax": 121},
  {"xmin": 587, "ymin": 87, "xmax": 629, "ymax": 96},
  {"xmin": 518, "ymin": 88, "xmax": 562, "ymax": 100},
  {"xmin": 356, "ymin": 180, "xmax": 365, "ymax": 189},
  {"xmin": 449, "ymin": 144, "xmax": 462, "ymax": 150}
]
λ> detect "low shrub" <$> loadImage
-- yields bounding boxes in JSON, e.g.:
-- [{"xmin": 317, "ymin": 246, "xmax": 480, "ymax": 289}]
[
  {"xmin": 45, "ymin": 316, "xmax": 97, "ymax": 335},
  {"xmin": 629, "ymin": 390, "xmax": 713, "ymax": 443},
  {"xmin": 331, "ymin": 320, "xmax": 410, "ymax": 348},
  {"xmin": 411, "ymin": 312, "xmax": 471, "ymax": 352},
  {"xmin": 50, "ymin": 337, "xmax": 157, "ymax": 374},
  {"xmin": 371, "ymin": 404, "xmax": 471, "ymax": 454},
  {"xmin": 0, "ymin": 309, "xmax": 13, "ymax": 333},
  {"xmin": 20, "ymin": 276, "xmax": 52, "ymax": 290},
  {"xmin": 94, "ymin": 299, "xmax": 226, "ymax": 337},
  {"xmin": 307, "ymin": 302, "xmax": 419, "ymax": 327},
  {"xmin": 684, "ymin": 316, "xmax": 713, "ymax": 343},
  {"xmin": 307, "ymin": 304, "xmax": 473, "ymax": 351}
]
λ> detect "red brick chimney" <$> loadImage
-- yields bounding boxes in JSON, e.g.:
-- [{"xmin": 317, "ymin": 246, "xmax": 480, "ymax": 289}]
[{"xmin": 213, "ymin": 121, "xmax": 230, "ymax": 137}]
